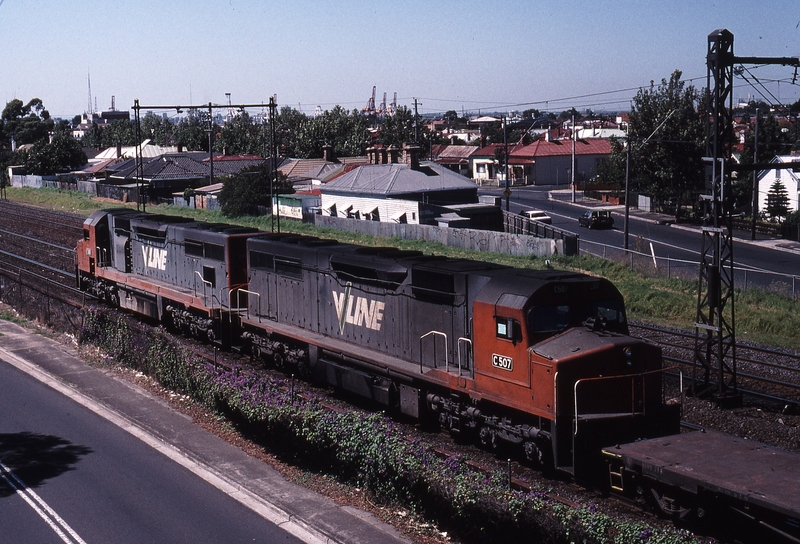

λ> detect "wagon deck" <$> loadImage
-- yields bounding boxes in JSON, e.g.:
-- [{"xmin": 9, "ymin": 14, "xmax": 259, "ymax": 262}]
[{"xmin": 604, "ymin": 429, "xmax": 800, "ymax": 520}]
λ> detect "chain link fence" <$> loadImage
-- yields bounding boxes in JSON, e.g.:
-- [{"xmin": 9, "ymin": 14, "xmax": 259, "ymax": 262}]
[{"xmin": 579, "ymin": 237, "xmax": 800, "ymax": 300}]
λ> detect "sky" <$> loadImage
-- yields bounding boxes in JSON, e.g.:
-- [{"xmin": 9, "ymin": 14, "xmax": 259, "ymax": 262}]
[{"xmin": 2, "ymin": 0, "xmax": 800, "ymax": 120}]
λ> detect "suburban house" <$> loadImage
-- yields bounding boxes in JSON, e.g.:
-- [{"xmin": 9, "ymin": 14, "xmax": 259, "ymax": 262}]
[
  {"xmin": 510, "ymin": 137, "xmax": 612, "ymax": 186},
  {"xmin": 757, "ymin": 155, "xmax": 800, "ymax": 217},
  {"xmin": 320, "ymin": 144, "xmax": 501, "ymax": 229},
  {"xmin": 281, "ymin": 146, "xmax": 370, "ymax": 192},
  {"xmin": 92, "ymin": 150, "xmax": 267, "ymax": 203},
  {"xmin": 429, "ymin": 144, "xmax": 479, "ymax": 178}
]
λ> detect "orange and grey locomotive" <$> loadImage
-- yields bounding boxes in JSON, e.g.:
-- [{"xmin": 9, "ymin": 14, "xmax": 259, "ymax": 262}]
[{"xmin": 76, "ymin": 209, "xmax": 680, "ymax": 481}]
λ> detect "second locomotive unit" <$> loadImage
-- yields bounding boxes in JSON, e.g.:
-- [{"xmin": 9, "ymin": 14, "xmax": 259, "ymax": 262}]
[{"xmin": 77, "ymin": 209, "xmax": 680, "ymax": 482}]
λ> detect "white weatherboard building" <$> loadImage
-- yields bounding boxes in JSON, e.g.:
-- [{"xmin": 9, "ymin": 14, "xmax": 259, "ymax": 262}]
[
  {"xmin": 320, "ymin": 145, "xmax": 480, "ymax": 225},
  {"xmin": 757, "ymin": 155, "xmax": 800, "ymax": 216}
]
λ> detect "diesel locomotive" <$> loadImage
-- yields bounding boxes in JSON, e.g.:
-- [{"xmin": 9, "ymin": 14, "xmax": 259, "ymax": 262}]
[{"xmin": 76, "ymin": 209, "xmax": 680, "ymax": 482}]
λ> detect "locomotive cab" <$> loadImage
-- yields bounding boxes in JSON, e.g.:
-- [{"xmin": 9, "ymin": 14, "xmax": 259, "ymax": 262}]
[{"xmin": 470, "ymin": 270, "xmax": 679, "ymax": 479}]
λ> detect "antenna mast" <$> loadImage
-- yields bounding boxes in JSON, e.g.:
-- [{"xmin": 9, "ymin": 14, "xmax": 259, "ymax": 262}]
[{"xmin": 87, "ymin": 72, "xmax": 93, "ymax": 115}]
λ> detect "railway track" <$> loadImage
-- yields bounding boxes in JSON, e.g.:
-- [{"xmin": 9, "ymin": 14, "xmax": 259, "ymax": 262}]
[{"xmin": 631, "ymin": 322, "xmax": 800, "ymax": 408}]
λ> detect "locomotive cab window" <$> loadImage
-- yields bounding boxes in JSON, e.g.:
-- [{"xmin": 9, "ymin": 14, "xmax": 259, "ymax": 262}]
[
  {"xmin": 496, "ymin": 317, "xmax": 522, "ymax": 342},
  {"xmin": 593, "ymin": 301, "xmax": 627, "ymax": 328},
  {"xmin": 528, "ymin": 305, "xmax": 571, "ymax": 334}
]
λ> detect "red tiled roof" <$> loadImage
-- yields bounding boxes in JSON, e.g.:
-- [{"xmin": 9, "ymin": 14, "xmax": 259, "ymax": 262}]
[{"xmin": 510, "ymin": 138, "xmax": 612, "ymax": 158}]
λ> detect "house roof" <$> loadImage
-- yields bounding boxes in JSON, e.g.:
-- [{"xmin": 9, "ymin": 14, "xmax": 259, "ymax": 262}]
[
  {"xmin": 280, "ymin": 158, "xmax": 332, "ymax": 179},
  {"xmin": 430, "ymin": 144, "xmax": 479, "ymax": 162},
  {"xmin": 510, "ymin": 138, "xmax": 612, "ymax": 158},
  {"xmin": 94, "ymin": 140, "xmax": 180, "ymax": 160},
  {"xmin": 758, "ymin": 155, "xmax": 800, "ymax": 180},
  {"xmin": 322, "ymin": 161, "xmax": 477, "ymax": 196}
]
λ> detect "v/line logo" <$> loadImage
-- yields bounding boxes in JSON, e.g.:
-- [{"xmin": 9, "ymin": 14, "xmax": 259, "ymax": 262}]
[
  {"xmin": 143, "ymin": 246, "xmax": 167, "ymax": 271},
  {"xmin": 332, "ymin": 283, "xmax": 385, "ymax": 334}
]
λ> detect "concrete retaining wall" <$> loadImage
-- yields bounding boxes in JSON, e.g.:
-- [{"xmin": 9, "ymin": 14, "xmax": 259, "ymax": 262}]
[{"xmin": 312, "ymin": 215, "xmax": 565, "ymax": 257}]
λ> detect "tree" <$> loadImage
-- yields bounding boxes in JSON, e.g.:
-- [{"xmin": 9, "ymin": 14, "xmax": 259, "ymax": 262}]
[
  {"xmin": 734, "ymin": 112, "xmax": 796, "ymax": 214},
  {"xmin": 606, "ymin": 70, "xmax": 704, "ymax": 214},
  {"xmin": 765, "ymin": 178, "xmax": 791, "ymax": 220},
  {"xmin": 1, "ymin": 98, "xmax": 54, "ymax": 146},
  {"xmin": 378, "ymin": 106, "xmax": 430, "ymax": 149},
  {"xmin": 595, "ymin": 136, "xmax": 627, "ymax": 188},
  {"xmin": 171, "ymin": 111, "xmax": 211, "ymax": 152},
  {"xmin": 215, "ymin": 111, "xmax": 265, "ymax": 156},
  {"xmin": 22, "ymin": 125, "xmax": 87, "ymax": 175},
  {"xmin": 218, "ymin": 163, "xmax": 291, "ymax": 218},
  {"xmin": 140, "ymin": 112, "xmax": 177, "ymax": 147}
]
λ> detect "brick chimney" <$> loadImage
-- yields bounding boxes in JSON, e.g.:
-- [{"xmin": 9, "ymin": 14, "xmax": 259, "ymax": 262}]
[
  {"xmin": 387, "ymin": 144, "xmax": 400, "ymax": 164},
  {"xmin": 322, "ymin": 144, "xmax": 338, "ymax": 162},
  {"xmin": 402, "ymin": 143, "xmax": 421, "ymax": 170}
]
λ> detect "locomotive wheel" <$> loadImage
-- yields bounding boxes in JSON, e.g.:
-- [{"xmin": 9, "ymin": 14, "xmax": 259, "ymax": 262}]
[
  {"xmin": 273, "ymin": 351, "xmax": 286, "ymax": 370},
  {"xmin": 251, "ymin": 345, "xmax": 263, "ymax": 361},
  {"xmin": 524, "ymin": 440, "xmax": 544, "ymax": 467},
  {"xmin": 479, "ymin": 426, "xmax": 496, "ymax": 449},
  {"xmin": 206, "ymin": 328, "xmax": 215, "ymax": 343}
]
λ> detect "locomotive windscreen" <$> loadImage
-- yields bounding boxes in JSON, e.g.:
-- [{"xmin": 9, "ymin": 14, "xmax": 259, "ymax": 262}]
[{"xmin": 527, "ymin": 299, "xmax": 627, "ymax": 337}]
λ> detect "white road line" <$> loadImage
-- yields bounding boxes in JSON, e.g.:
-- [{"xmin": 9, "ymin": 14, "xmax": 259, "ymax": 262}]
[{"xmin": 0, "ymin": 460, "xmax": 87, "ymax": 544}]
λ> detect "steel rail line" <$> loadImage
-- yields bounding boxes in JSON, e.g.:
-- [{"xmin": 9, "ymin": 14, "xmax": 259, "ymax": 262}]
[
  {"xmin": 0, "ymin": 205, "xmax": 85, "ymax": 234},
  {"xmin": 0, "ymin": 228, "xmax": 76, "ymax": 252},
  {"xmin": 0, "ymin": 248, "xmax": 75, "ymax": 279}
]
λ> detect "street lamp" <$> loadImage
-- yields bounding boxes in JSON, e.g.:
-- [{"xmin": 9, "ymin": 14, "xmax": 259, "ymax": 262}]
[{"xmin": 623, "ymin": 108, "xmax": 686, "ymax": 250}]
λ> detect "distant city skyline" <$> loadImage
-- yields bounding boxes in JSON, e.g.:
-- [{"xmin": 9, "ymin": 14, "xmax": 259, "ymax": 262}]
[{"xmin": 2, "ymin": 0, "xmax": 799, "ymax": 120}]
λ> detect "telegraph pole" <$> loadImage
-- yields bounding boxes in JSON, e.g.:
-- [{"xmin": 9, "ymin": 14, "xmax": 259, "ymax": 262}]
[
  {"xmin": 268, "ymin": 96, "xmax": 279, "ymax": 233},
  {"xmin": 413, "ymin": 98, "xmax": 420, "ymax": 144},
  {"xmin": 571, "ymin": 113, "xmax": 576, "ymax": 203},
  {"xmin": 133, "ymin": 99, "xmax": 145, "ymax": 212},
  {"xmin": 750, "ymin": 109, "xmax": 760, "ymax": 241}
]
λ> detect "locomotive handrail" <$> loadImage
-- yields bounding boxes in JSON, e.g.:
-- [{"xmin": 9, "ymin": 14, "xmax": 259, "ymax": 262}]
[
  {"xmin": 194, "ymin": 271, "xmax": 215, "ymax": 312},
  {"xmin": 457, "ymin": 337, "xmax": 472, "ymax": 375},
  {"xmin": 95, "ymin": 246, "xmax": 111, "ymax": 268},
  {"xmin": 419, "ymin": 331, "xmax": 448, "ymax": 373},
  {"xmin": 227, "ymin": 288, "xmax": 260, "ymax": 321},
  {"xmin": 572, "ymin": 367, "xmax": 680, "ymax": 436}
]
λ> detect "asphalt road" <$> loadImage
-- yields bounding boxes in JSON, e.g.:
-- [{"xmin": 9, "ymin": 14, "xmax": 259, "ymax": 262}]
[
  {"xmin": 485, "ymin": 185, "xmax": 800, "ymax": 292},
  {"xmin": 0, "ymin": 358, "xmax": 304, "ymax": 544}
]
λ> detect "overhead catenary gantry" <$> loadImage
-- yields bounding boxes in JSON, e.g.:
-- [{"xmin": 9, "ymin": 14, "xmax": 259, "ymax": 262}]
[
  {"xmin": 131, "ymin": 98, "xmax": 280, "ymax": 219},
  {"xmin": 693, "ymin": 29, "xmax": 799, "ymax": 405}
]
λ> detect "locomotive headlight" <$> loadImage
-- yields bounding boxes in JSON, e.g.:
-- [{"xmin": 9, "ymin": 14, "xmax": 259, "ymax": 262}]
[{"xmin": 623, "ymin": 346, "xmax": 633, "ymax": 366}]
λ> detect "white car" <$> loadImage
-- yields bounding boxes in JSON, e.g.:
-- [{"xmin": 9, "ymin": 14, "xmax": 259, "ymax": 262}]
[{"xmin": 519, "ymin": 209, "xmax": 552, "ymax": 224}]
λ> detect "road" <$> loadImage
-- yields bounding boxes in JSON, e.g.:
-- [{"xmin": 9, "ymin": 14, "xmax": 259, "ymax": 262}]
[
  {"xmin": 485, "ymin": 185, "xmax": 800, "ymax": 293},
  {"xmin": 0, "ymin": 358, "xmax": 304, "ymax": 544}
]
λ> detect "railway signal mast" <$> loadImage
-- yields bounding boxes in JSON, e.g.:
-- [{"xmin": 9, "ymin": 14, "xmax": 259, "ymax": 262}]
[{"xmin": 694, "ymin": 29, "xmax": 799, "ymax": 405}]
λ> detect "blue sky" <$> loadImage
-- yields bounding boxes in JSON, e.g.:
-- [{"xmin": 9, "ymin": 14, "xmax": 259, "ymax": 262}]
[{"xmin": 2, "ymin": 0, "xmax": 799, "ymax": 119}]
